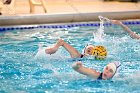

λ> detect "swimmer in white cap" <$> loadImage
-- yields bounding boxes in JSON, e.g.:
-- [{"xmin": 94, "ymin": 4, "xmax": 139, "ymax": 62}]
[
  {"xmin": 44, "ymin": 39, "xmax": 107, "ymax": 60},
  {"xmin": 72, "ymin": 61, "xmax": 121, "ymax": 80}
]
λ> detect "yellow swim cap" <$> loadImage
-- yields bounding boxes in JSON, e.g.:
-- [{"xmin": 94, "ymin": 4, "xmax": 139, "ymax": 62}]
[{"xmin": 92, "ymin": 46, "xmax": 107, "ymax": 60}]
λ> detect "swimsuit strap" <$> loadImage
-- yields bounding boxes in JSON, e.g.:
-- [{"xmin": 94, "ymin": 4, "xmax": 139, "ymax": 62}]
[
  {"xmin": 97, "ymin": 73, "xmax": 103, "ymax": 80},
  {"xmin": 80, "ymin": 54, "xmax": 84, "ymax": 58}
]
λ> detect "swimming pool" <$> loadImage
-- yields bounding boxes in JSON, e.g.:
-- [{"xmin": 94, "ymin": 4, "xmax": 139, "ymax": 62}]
[{"xmin": 0, "ymin": 20, "xmax": 140, "ymax": 93}]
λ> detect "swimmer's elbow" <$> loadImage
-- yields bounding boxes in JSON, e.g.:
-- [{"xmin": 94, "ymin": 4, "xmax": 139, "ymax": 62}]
[
  {"xmin": 72, "ymin": 62, "xmax": 83, "ymax": 72},
  {"xmin": 72, "ymin": 64, "xmax": 80, "ymax": 71}
]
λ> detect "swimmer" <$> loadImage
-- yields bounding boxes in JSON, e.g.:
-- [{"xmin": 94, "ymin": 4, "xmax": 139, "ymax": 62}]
[
  {"xmin": 72, "ymin": 61, "xmax": 121, "ymax": 80},
  {"xmin": 45, "ymin": 39, "xmax": 107, "ymax": 60},
  {"xmin": 111, "ymin": 20, "xmax": 140, "ymax": 39}
]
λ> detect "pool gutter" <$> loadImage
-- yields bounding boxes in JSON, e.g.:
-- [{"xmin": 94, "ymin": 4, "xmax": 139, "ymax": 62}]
[{"xmin": 0, "ymin": 11, "xmax": 140, "ymax": 26}]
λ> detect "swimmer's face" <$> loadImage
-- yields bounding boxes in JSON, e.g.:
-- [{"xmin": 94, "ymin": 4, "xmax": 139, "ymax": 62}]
[
  {"xmin": 84, "ymin": 45, "xmax": 95, "ymax": 55},
  {"xmin": 102, "ymin": 66, "xmax": 115, "ymax": 80}
]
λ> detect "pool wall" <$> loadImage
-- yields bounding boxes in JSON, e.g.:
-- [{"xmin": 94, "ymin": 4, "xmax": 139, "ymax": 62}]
[{"xmin": 0, "ymin": 11, "xmax": 140, "ymax": 26}]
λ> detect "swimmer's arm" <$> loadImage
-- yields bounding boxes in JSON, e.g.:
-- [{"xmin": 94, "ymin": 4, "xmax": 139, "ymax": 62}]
[
  {"xmin": 62, "ymin": 40, "xmax": 81, "ymax": 58},
  {"xmin": 111, "ymin": 20, "xmax": 140, "ymax": 39},
  {"xmin": 72, "ymin": 62, "xmax": 100, "ymax": 79},
  {"xmin": 45, "ymin": 39, "xmax": 81, "ymax": 57}
]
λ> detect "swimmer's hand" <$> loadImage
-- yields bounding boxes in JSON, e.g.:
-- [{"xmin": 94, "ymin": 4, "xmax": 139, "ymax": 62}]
[
  {"xmin": 45, "ymin": 39, "xmax": 65, "ymax": 54},
  {"xmin": 72, "ymin": 62, "xmax": 82, "ymax": 70},
  {"xmin": 111, "ymin": 20, "xmax": 122, "ymax": 25}
]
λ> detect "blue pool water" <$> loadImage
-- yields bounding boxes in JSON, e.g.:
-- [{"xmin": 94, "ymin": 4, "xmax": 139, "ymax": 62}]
[{"xmin": 0, "ymin": 21, "xmax": 140, "ymax": 93}]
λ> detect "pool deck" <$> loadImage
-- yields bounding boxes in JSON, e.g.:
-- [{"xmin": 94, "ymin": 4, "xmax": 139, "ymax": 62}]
[{"xmin": 0, "ymin": 0, "xmax": 140, "ymax": 26}]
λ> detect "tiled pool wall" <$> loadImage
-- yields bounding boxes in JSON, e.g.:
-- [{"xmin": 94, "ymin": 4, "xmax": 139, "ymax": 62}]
[{"xmin": 0, "ymin": 20, "xmax": 140, "ymax": 32}]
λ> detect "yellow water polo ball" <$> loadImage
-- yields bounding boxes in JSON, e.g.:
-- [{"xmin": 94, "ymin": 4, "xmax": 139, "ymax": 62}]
[{"xmin": 92, "ymin": 46, "xmax": 107, "ymax": 60}]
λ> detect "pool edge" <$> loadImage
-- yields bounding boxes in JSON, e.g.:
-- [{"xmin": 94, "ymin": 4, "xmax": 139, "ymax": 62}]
[{"xmin": 0, "ymin": 11, "xmax": 140, "ymax": 26}]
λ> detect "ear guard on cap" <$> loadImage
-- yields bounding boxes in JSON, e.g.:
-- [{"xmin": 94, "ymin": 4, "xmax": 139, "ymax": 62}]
[
  {"xmin": 113, "ymin": 61, "xmax": 121, "ymax": 69},
  {"xmin": 112, "ymin": 61, "xmax": 121, "ymax": 78},
  {"xmin": 92, "ymin": 46, "xmax": 107, "ymax": 60}
]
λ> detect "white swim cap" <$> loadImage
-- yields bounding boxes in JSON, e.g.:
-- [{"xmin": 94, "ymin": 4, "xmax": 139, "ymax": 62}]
[
  {"xmin": 83, "ymin": 44, "xmax": 95, "ymax": 55},
  {"xmin": 105, "ymin": 61, "xmax": 121, "ymax": 78},
  {"xmin": 85, "ymin": 45, "xmax": 94, "ymax": 50}
]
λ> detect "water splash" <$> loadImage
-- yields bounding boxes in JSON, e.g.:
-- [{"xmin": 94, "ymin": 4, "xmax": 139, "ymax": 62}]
[
  {"xmin": 98, "ymin": 16, "xmax": 110, "ymax": 22},
  {"xmin": 93, "ymin": 16, "xmax": 110, "ymax": 42}
]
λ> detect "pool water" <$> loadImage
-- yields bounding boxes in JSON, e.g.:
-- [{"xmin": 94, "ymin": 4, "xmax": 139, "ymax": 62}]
[{"xmin": 0, "ymin": 21, "xmax": 140, "ymax": 93}]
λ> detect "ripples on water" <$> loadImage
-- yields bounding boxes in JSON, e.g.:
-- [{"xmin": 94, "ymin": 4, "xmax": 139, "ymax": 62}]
[{"xmin": 0, "ymin": 23, "xmax": 140, "ymax": 93}]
